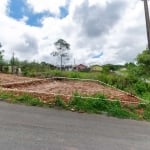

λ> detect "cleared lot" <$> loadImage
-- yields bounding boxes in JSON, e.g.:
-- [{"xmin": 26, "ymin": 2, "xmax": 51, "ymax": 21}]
[
  {"xmin": 0, "ymin": 73, "xmax": 139, "ymax": 104},
  {"xmin": 0, "ymin": 73, "xmax": 40, "ymax": 84}
]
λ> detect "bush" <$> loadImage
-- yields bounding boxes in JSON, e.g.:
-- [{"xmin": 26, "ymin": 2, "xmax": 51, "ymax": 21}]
[{"xmin": 133, "ymin": 81, "xmax": 148, "ymax": 95}]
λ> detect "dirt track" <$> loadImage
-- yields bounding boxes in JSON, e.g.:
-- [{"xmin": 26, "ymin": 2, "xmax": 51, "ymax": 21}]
[{"xmin": 0, "ymin": 73, "xmax": 140, "ymax": 104}]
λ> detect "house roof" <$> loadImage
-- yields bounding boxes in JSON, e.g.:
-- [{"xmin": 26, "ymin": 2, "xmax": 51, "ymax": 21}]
[
  {"xmin": 76, "ymin": 64, "xmax": 87, "ymax": 67},
  {"xmin": 90, "ymin": 64, "xmax": 101, "ymax": 67}
]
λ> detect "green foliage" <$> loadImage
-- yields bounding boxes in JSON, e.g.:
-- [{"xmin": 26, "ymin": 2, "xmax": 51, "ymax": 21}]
[
  {"xmin": 0, "ymin": 43, "xmax": 5, "ymax": 70},
  {"xmin": 0, "ymin": 91, "xmax": 150, "ymax": 121},
  {"xmin": 0, "ymin": 92, "xmax": 14, "ymax": 100},
  {"xmin": 40, "ymin": 70, "xmax": 150, "ymax": 101},
  {"xmin": 67, "ymin": 72, "xmax": 81, "ymax": 78},
  {"xmin": 142, "ymin": 104, "xmax": 150, "ymax": 121},
  {"xmin": 68, "ymin": 95, "xmax": 137, "ymax": 119},
  {"xmin": 20, "ymin": 61, "xmax": 55, "ymax": 77},
  {"xmin": 108, "ymin": 101, "xmax": 131, "ymax": 119},
  {"xmin": 102, "ymin": 64, "xmax": 123, "ymax": 73},
  {"xmin": 18, "ymin": 64, "xmax": 150, "ymax": 101},
  {"xmin": 0, "ymin": 92, "xmax": 47, "ymax": 107},
  {"xmin": 136, "ymin": 50, "xmax": 150, "ymax": 77},
  {"xmin": 0, "ymin": 50, "xmax": 4, "ymax": 63},
  {"xmin": 137, "ymin": 50, "xmax": 150, "ymax": 65},
  {"xmin": 52, "ymin": 39, "xmax": 71, "ymax": 70},
  {"xmin": 141, "ymin": 92, "xmax": 150, "ymax": 101},
  {"xmin": 15, "ymin": 94, "xmax": 43, "ymax": 106},
  {"xmin": 133, "ymin": 81, "xmax": 148, "ymax": 95},
  {"xmin": 10, "ymin": 55, "xmax": 20, "ymax": 66},
  {"xmin": 51, "ymin": 70, "xmax": 65, "ymax": 77},
  {"xmin": 54, "ymin": 96, "xmax": 67, "ymax": 108}
]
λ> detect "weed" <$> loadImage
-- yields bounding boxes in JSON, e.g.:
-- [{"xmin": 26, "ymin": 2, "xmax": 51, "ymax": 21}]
[
  {"xmin": 143, "ymin": 104, "xmax": 150, "ymax": 121},
  {"xmin": 55, "ymin": 96, "xmax": 67, "ymax": 109}
]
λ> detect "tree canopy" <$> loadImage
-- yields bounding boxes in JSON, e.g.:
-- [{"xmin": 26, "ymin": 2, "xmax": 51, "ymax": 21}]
[
  {"xmin": 52, "ymin": 39, "xmax": 70, "ymax": 70},
  {"xmin": 136, "ymin": 50, "xmax": 150, "ymax": 77}
]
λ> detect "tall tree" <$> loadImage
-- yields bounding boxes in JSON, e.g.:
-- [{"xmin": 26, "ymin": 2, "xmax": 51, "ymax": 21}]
[
  {"xmin": 52, "ymin": 39, "xmax": 70, "ymax": 70},
  {"xmin": 136, "ymin": 49, "xmax": 150, "ymax": 77}
]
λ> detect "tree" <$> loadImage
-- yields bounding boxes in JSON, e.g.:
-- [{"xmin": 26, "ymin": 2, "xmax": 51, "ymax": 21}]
[
  {"xmin": 0, "ymin": 43, "xmax": 5, "ymax": 71},
  {"xmin": 136, "ymin": 49, "xmax": 150, "ymax": 77},
  {"xmin": 52, "ymin": 39, "xmax": 70, "ymax": 70}
]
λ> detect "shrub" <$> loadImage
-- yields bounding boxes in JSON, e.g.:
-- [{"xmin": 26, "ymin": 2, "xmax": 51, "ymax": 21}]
[{"xmin": 133, "ymin": 81, "xmax": 148, "ymax": 95}]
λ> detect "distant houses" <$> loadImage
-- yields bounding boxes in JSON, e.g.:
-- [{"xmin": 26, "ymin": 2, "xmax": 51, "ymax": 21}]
[
  {"xmin": 56, "ymin": 64, "xmax": 103, "ymax": 72},
  {"xmin": 90, "ymin": 65, "xmax": 103, "ymax": 72},
  {"xmin": 73, "ymin": 64, "xmax": 88, "ymax": 71}
]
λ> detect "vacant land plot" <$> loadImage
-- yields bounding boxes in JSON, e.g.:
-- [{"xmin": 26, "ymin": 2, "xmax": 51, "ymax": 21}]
[
  {"xmin": 0, "ymin": 73, "xmax": 39, "ymax": 84},
  {"xmin": 0, "ymin": 73, "xmax": 139, "ymax": 104}
]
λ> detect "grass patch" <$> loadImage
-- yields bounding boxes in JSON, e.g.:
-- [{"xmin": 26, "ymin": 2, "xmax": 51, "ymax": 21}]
[
  {"xmin": 15, "ymin": 94, "xmax": 44, "ymax": 106},
  {"xmin": 68, "ymin": 95, "xmax": 138, "ymax": 119},
  {"xmin": 54, "ymin": 96, "xmax": 67, "ymax": 109},
  {"xmin": 137, "ymin": 103, "xmax": 150, "ymax": 121},
  {"xmin": 0, "ymin": 92, "xmax": 14, "ymax": 100},
  {"xmin": 0, "ymin": 91, "xmax": 149, "ymax": 121},
  {"xmin": 0, "ymin": 91, "xmax": 45, "ymax": 107}
]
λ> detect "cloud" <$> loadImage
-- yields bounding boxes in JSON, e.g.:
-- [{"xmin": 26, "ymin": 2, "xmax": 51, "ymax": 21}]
[
  {"xmin": 13, "ymin": 34, "xmax": 39, "ymax": 59},
  {"xmin": 73, "ymin": 0, "xmax": 127, "ymax": 38},
  {"xmin": 0, "ymin": 0, "xmax": 8, "ymax": 15},
  {"xmin": 26, "ymin": 0, "xmax": 68, "ymax": 16},
  {"xmin": 0, "ymin": 0, "xmax": 148, "ymax": 65}
]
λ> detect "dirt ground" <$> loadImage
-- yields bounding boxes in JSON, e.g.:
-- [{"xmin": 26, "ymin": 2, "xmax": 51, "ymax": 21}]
[
  {"xmin": 0, "ymin": 73, "xmax": 39, "ymax": 84},
  {"xmin": 0, "ymin": 73, "xmax": 140, "ymax": 104}
]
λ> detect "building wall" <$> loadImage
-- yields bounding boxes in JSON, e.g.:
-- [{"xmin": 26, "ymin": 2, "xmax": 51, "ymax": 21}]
[{"xmin": 90, "ymin": 65, "xmax": 102, "ymax": 71}]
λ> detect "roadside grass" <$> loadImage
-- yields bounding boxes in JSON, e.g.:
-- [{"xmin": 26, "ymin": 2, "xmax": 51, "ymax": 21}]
[
  {"xmin": 138, "ymin": 103, "xmax": 150, "ymax": 121},
  {"xmin": 68, "ymin": 94, "xmax": 139, "ymax": 119},
  {"xmin": 1, "ymin": 91, "xmax": 150, "ymax": 121},
  {"xmin": 14, "ymin": 94, "xmax": 44, "ymax": 106},
  {"xmin": 0, "ymin": 91, "xmax": 45, "ymax": 107},
  {"xmin": 0, "ymin": 92, "xmax": 14, "ymax": 100}
]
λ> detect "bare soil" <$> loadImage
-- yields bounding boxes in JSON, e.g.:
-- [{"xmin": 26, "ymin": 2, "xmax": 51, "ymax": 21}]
[
  {"xmin": 0, "ymin": 73, "xmax": 140, "ymax": 104},
  {"xmin": 0, "ymin": 73, "xmax": 39, "ymax": 84}
]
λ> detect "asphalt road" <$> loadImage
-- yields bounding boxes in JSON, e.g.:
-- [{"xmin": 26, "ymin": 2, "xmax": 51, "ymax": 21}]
[{"xmin": 0, "ymin": 102, "xmax": 150, "ymax": 150}]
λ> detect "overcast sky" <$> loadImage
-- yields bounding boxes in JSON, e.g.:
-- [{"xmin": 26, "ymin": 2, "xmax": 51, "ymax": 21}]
[{"xmin": 0, "ymin": 0, "xmax": 149, "ymax": 65}]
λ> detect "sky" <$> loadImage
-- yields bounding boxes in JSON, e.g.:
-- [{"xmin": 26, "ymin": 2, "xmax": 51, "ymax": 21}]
[{"xmin": 0, "ymin": 0, "xmax": 148, "ymax": 66}]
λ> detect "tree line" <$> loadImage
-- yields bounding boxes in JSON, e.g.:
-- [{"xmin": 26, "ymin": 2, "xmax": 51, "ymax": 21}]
[{"xmin": 0, "ymin": 40, "xmax": 150, "ymax": 79}]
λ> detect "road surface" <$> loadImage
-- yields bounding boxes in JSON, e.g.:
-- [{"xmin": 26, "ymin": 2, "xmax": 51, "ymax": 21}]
[{"xmin": 0, "ymin": 101, "xmax": 150, "ymax": 150}]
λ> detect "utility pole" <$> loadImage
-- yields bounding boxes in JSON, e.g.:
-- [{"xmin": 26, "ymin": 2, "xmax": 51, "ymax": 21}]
[{"xmin": 142, "ymin": 0, "xmax": 150, "ymax": 51}]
